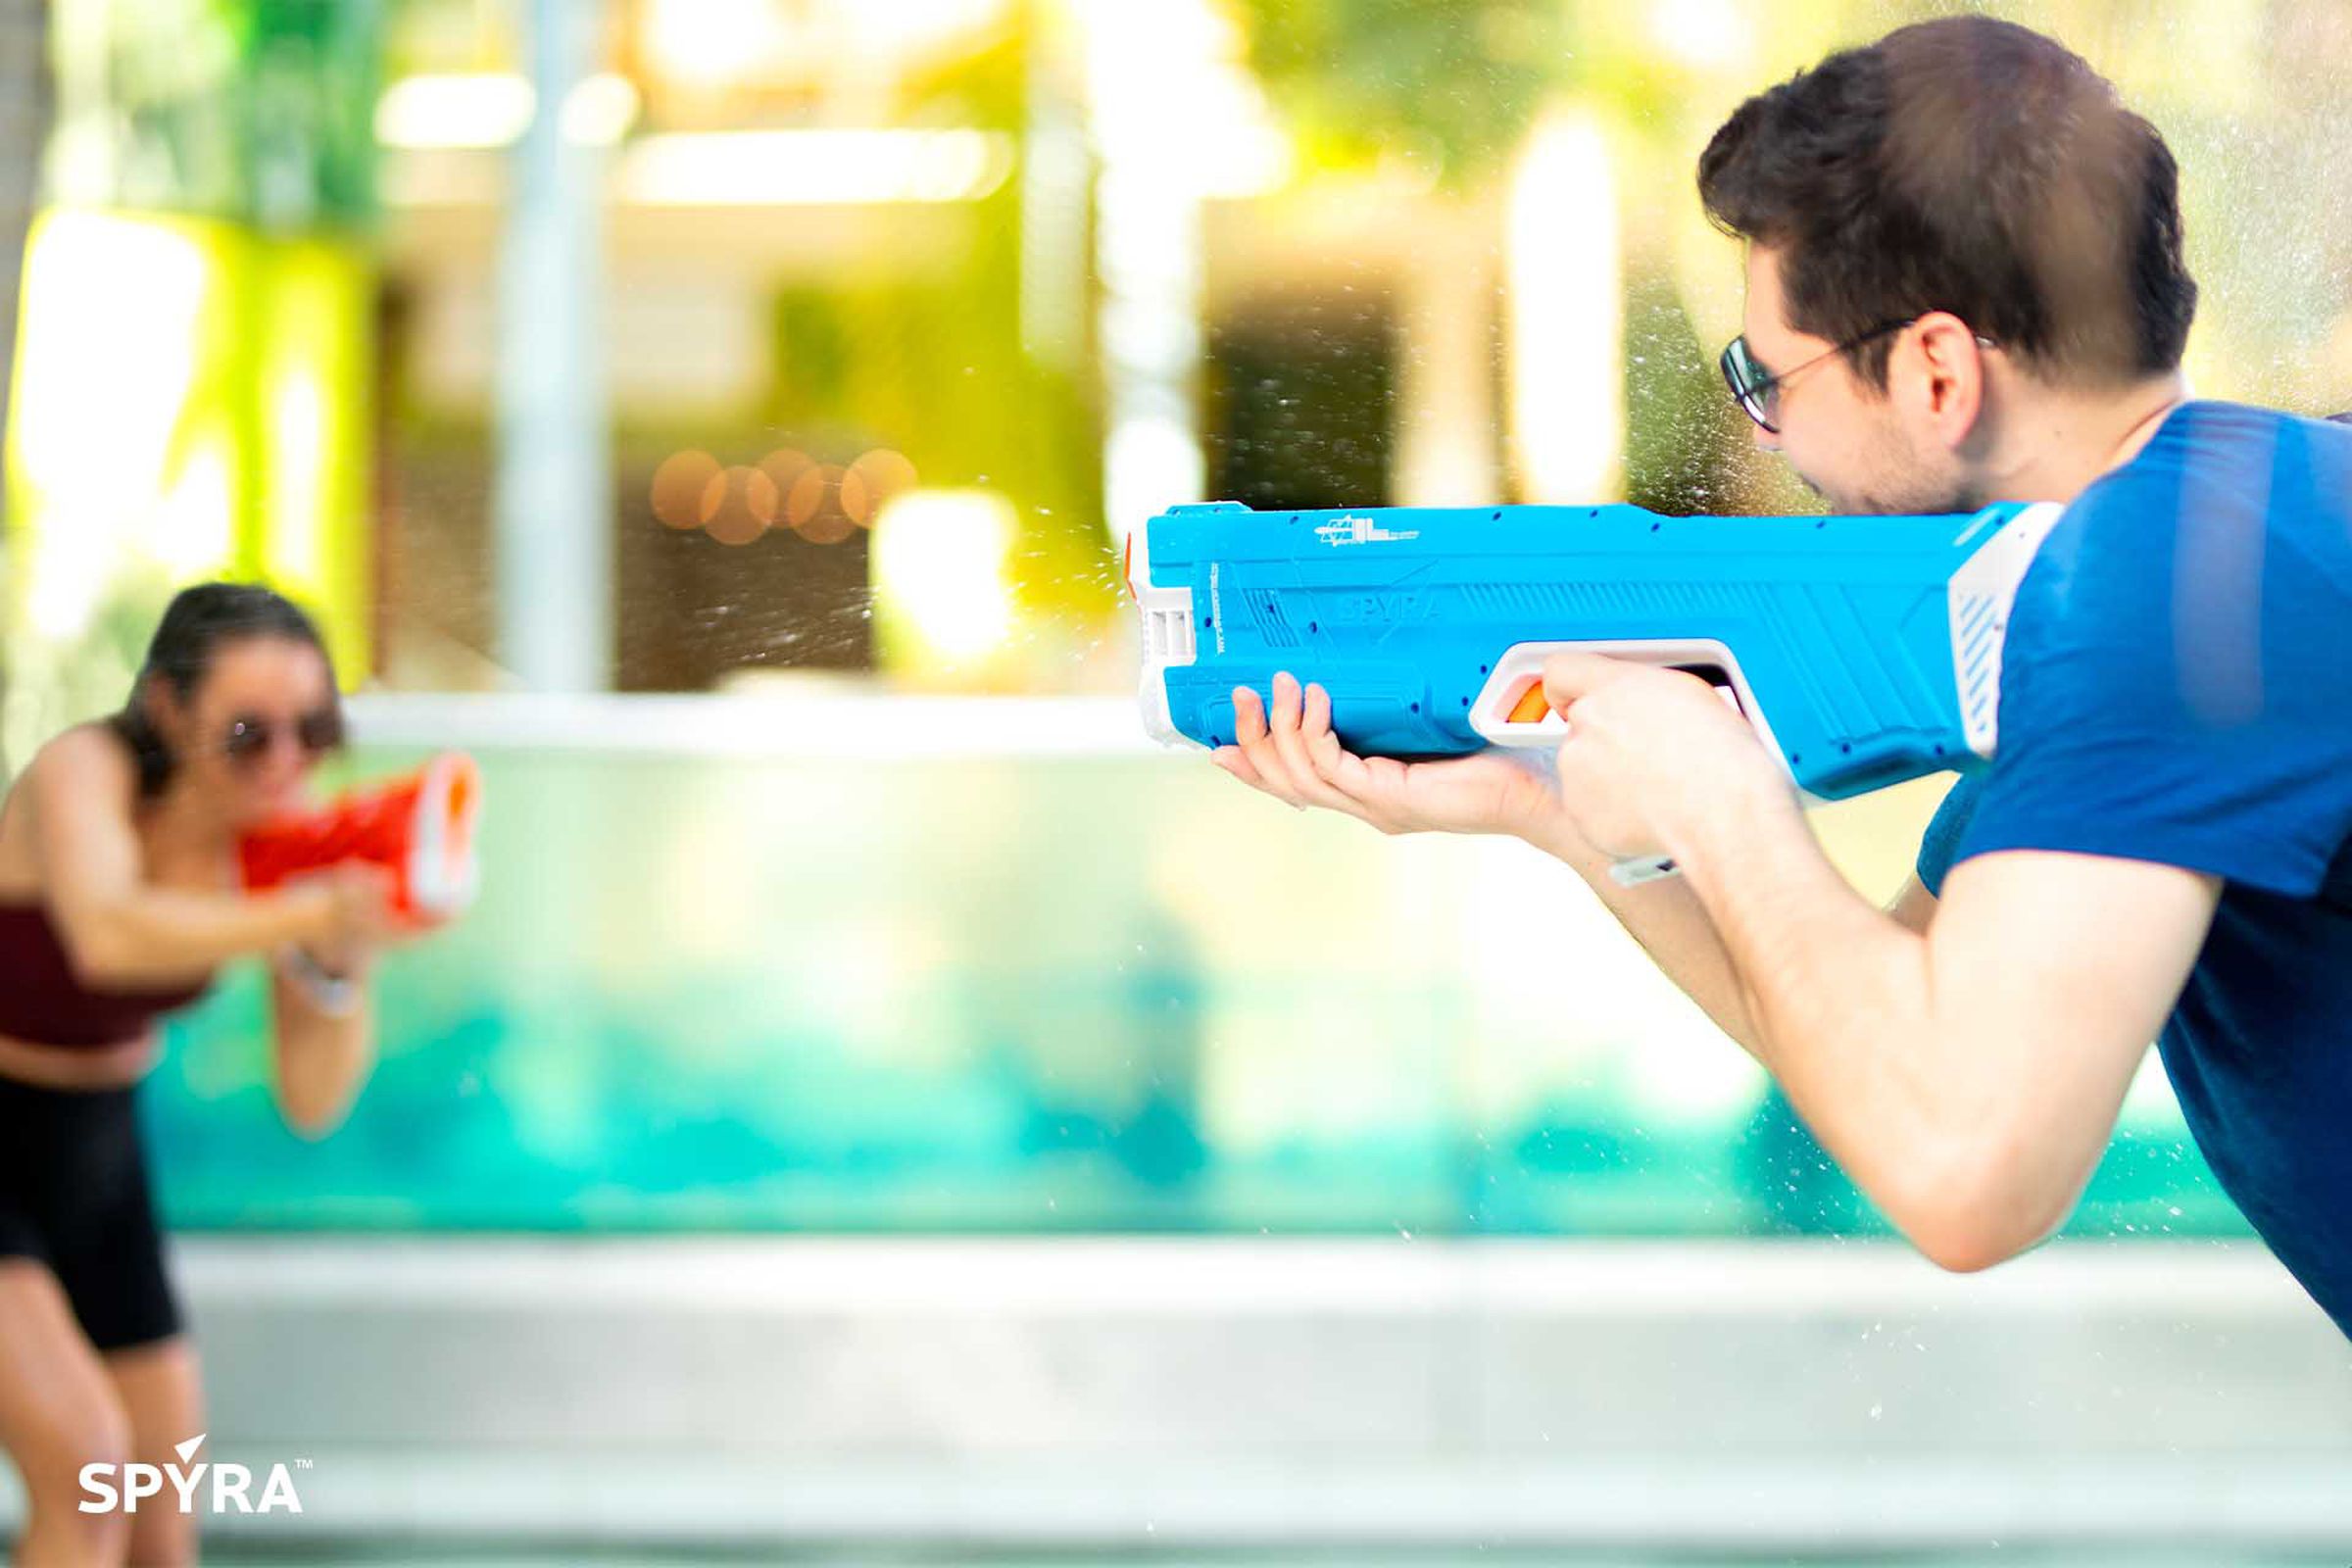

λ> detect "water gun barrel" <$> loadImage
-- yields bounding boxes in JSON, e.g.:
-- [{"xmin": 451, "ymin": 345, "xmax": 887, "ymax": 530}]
[
  {"xmin": 1130, "ymin": 500, "xmax": 2066, "ymax": 803},
  {"xmin": 237, "ymin": 752, "xmax": 483, "ymax": 924}
]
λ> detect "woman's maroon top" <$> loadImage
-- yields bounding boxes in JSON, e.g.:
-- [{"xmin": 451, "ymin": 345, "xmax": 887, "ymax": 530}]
[{"xmin": 0, "ymin": 899, "xmax": 212, "ymax": 1048}]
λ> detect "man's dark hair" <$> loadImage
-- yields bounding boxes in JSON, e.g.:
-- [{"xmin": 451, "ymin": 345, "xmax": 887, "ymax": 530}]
[{"xmin": 1697, "ymin": 16, "xmax": 2196, "ymax": 389}]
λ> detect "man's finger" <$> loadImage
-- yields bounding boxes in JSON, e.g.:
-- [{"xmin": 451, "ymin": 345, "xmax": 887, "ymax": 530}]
[
  {"xmin": 1540, "ymin": 651, "xmax": 1643, "ymax": 711},
  {"xmin": 1210, "ymin": 744, "xmax": 1269, "ymax": 790},
  {"xmin": 1294, "ymin": 688, "xmax": 1410, "ymax": 822},
  {"xmin": 1232, "ymin": 684, "xmax": 1269, "ymax": 746},
  {"xmin": 1325, "ymin": 750, "xmax": 1417, "ymax": 821},
  {"xmin": 1267, "ymin": 670, "xmax": 1303, "ymax": 735},
  {"xmin": 1229, "ymin": 687, "xmax": 1304, "ymax": 807},
  {"xmin": 1268, "ymin": 677, "xmax": 1369, "ymax": 817},
  {"xmin": 1298, "ymin": 683, "xmax": 1355, "ymax": 783}
]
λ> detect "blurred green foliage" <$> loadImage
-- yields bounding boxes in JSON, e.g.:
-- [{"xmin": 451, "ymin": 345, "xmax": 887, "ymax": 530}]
[
  {"xmin": 49, "ymin": 0, "xmax": 380, "ymax": 230},
  {"xmin": 1233, "ymin": 0, "xmax": 1571, "ymax": 188}
]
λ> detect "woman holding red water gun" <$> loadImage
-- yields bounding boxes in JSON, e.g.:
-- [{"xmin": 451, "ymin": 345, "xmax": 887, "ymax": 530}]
[{"xmin": 0, "ymin": 583, "xmax": 416, "ymax": 1567}]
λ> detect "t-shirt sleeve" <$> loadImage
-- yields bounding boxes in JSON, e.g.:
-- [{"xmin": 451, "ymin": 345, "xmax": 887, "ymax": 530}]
[
  {"xmin": 1914, "ymin": 770, "xmax": 1985, "ymax": 899},
  {"xmin": 1949, "ymin": 499, "xmax": 2352, "ymax": 899}
]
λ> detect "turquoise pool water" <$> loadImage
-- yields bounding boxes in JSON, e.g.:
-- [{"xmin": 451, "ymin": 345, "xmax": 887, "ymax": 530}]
[{"xmin": 145, "ymin": 741, "xmax": 2237, "ymax": 1240}]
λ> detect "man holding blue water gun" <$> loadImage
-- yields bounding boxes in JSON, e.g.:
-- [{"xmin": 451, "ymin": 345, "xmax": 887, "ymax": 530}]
[{"xmin": 1211, "ymin": 17, "xmax": 2352, "ymax": 1336}]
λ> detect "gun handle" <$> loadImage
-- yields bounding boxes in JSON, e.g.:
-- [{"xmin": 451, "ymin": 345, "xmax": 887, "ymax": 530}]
[
  {"xmin": 1476, "ymin": 648, "xmax": 1706, "ymax": 887},
  {"xmin": 1470, "ymin": 639, "xmax": 1758, "ymax": 751}
]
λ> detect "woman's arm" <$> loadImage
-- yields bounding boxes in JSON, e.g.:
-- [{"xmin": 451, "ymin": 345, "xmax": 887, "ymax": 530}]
[
  {"xmin": 268, "ymin": 946, "xmax": 378, "ymax": 1137},
  {"xmin": 25, "ymin": 726, "xmax": 382, "ymax": 984}
]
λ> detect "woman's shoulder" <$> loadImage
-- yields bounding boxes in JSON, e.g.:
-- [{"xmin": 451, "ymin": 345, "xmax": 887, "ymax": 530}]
[
  {"xmin": 19, "ymin": 721, "xmax": 139, "ymax": 801},
  {"xmin": 0, "ymin": 725, "xmax": 133, "ymax": 886}
]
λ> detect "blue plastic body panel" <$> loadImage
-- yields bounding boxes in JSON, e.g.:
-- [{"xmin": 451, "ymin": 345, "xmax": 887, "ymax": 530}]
[{"xmin": 1139, "ymin": 501, "xmax": 2030, "ymax": 801}]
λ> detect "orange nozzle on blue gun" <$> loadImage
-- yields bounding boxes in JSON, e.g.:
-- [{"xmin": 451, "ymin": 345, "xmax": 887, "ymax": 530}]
[{"xmin": 238, "ymin": 752, "xmax": 482, "ymax": 925}]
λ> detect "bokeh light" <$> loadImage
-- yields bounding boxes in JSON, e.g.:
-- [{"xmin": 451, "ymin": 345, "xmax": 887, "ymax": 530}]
[
  {"xmin": 700, "ymin": 465, "xmax": 776, "ymax": 546},
  {"xmin": 847, "ymin": 448, "xmax": 919, "ymax": 524},
  {"xmin": 654, "ymin": 448, "xmax": 889, "ymax": 545},
  {"xmin": 787, "ymin": 463, "xmax": 858, "ymax": 544},
  {"xmin": 651, "ymin": 450, "xmax": 723, "ymax": 530},
  {"xmin": 758, "ymin": 448, "xmax": 815, "ymax": 510},
  {"xmin": 871, "ymin": 488, "xmax": 1016, "ymax": 661}
]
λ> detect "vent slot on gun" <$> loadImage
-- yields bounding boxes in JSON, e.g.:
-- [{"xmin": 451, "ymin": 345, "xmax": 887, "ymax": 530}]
[
  {"xmin": 1954, "ymin": 590, "xmax": 2000, "ymax": 729},
  {"xmin": 1144, "ymin": 606, "xmax": 1197, "ymax": 662}
]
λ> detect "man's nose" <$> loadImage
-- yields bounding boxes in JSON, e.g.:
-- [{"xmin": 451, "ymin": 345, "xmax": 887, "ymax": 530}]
[{"xmin": 1750, "ymin": 420, "xmax": 1782, "ymax": 455}]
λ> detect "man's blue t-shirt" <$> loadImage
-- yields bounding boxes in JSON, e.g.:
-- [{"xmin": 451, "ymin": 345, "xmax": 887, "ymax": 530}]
[{"xmin": 1916, "ymin": 401, "xmax": 2352, "ymax": 1339}]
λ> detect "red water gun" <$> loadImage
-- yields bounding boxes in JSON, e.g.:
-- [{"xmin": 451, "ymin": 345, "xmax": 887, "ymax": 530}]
[{"xmin": 238, "ymin": 752, "xmax": 482, "ymax": 925}]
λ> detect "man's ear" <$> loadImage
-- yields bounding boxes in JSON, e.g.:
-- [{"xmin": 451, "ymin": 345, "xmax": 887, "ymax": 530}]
[{"xmin": 1904, "ymin": 310, "xmax": 1988, "ymax": 450}]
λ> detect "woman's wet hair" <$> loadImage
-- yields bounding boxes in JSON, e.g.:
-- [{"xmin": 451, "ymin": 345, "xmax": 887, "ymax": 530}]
[{"xmin": 109, "ymin": 583, "xmax": 338, "ymax": 796}]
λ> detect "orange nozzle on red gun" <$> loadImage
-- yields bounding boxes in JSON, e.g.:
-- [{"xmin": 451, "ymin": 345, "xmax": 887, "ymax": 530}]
[{"xmin": 238, "ymin": 752, "xmax": 482, "ymax": 925}]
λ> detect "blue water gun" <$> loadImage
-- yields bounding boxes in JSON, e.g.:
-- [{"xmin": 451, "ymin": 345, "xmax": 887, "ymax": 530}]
[{"xmin": 1129, "ymin": 498, "xmax": 2064, "ymax": 840}]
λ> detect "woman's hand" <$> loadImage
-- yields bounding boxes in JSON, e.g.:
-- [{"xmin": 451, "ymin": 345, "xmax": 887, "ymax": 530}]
[{"xmin": 292, "ymin": 863, "xmax": 405, "ymax": 971}]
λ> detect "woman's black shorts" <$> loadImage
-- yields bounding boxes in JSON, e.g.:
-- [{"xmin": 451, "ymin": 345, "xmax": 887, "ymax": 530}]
[{"xmin": 0, "ymin": 1074, "xmax": 182, "ymax": 1351}]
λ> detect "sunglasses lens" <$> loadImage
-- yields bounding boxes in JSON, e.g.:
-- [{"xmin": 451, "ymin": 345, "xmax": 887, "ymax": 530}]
[
  {"xmin": 297, "ymin": 708, "xmax": 345, "ymax": 755},
  {"xmin": 224, "ymin": 717, "xmax": 272, "ymax": 763},
  {"xmin": 1721, "ymin": 338, "xmax": 1778, "ymax": 433},
  {"xmin": 222, "ymin": 709, "xmax": 341, "ymax": 764}
]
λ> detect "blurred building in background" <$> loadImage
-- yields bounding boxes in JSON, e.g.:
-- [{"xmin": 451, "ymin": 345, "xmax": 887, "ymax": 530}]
[{"xmin": 11, "ymin": 0, "xmax": 2352, "ymax": 723}]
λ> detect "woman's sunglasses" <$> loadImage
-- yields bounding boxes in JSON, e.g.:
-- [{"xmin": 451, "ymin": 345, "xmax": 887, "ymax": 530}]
[{"xmin": 222, "ymin": 708, "xmax": 345, "ymax": 765}]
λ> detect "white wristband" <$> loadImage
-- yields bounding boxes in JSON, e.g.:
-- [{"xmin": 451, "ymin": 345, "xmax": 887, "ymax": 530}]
[{"xmin": 279, "ymin": 947, "xmax": 362, "ymax": 1017}]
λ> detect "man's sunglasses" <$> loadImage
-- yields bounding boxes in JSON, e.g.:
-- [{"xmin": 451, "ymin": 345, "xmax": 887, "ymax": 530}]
[
  {"xmin": 1718, "ymin": 318, "xmax": 1923, "ymax": 434},
  {"xmin": 222, "ymin": 708, "xmax": 345, "ymax": 765}
]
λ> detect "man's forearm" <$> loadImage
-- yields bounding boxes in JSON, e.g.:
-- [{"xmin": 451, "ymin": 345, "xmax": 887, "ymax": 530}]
[{"xmin": 1665, "ymin": 797, "xmax": 1954, "ymax": 1213}]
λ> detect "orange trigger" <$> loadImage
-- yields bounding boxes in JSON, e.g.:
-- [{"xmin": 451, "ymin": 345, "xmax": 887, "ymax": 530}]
[{"xmin": 1505, "ymin": 681, "xmax": 1553, "ymax": 724}]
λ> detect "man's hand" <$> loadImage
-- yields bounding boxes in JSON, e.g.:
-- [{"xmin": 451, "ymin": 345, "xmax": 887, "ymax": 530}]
[
  {"xmin": 1210, "ymin": 671, "xmax": 1564, "ymax": 841},
  {"xmin": 1540, "ymin": 652, "xmax": 1795, "ymax": 863}
]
